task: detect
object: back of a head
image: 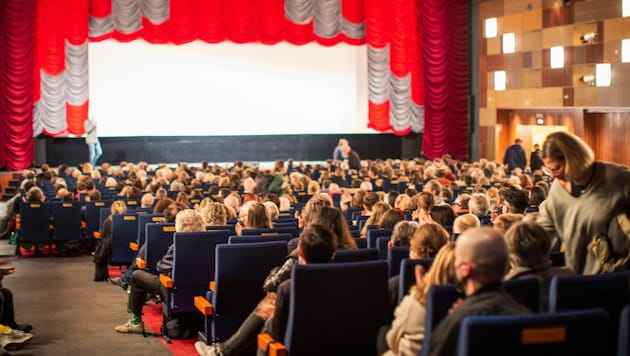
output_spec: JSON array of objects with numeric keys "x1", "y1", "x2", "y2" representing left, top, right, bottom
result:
[
  {"x1": 299, "y1": 224, "x2": 337, "y2": 264},
  {"x1": 201, "y1": 202, "x2": 227, "y2": 226},
  {"x1": 391, "y1": 220, "x2": 419, "y2": 246},
  {"x1": 453, "y1": 213, "x2": 481, "y2": 234},
  {"x1": 175, "y1": 209, "x2": 205, "y2": 233},
  {"x1": 505, "y1": 221, "x2": 551, "y2": 268},
  {"x1": 302, "y1": 195, "x2": 332, "y2": 226},
  {"x1": 110, "y1": 200, "x2": 127, "y2": 215},
  {"x1": 468, "y1": 193, "x2": 490, "y2": 217},
  {"x1": 310, "y1": 206, "x2": 354, "y2": 249},
  {"x1": 379, "y1": 209, "x2": 403, "y2": 229},
  {"x1": 263, "y1": 201, "x2": 280, "y2": 220},
  {"x1": 457, "y1": 227, "x2": 509, "y2": 283},
  {"x1": 410, "y1": 223, "x2": 449, "y2": 259},
  {"x1": 429, "y1": 205, "x2": 456, "y2": 226},
  {"x1": 492, "y1": 213, "x2": 524, "y2": 235},
  {"x1": 247, "y1": 202, "x2": 272, "y2": 228},
  {"x1": 500, "y1": 185, "x2": 529, "y2": 214}
]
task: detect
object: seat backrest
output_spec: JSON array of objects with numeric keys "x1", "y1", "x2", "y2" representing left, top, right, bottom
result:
[
  {"x1": 387, "y1": 245, "x2": 410, "y2": 277},
  {"x1": 457, "y1": 309, "x2": 611, "y2": 356},
  {"x1": 504, "y1": 278, "x2": 541, "y2": 313},
  {"x1": 110, "y1": 213, "x2": 139, "y2": 265},
  {"x1": 212, "y1": 241, "x2": 287, "y2": 341},
  {"x1": 398, "y1": 258, "x2": 433, "y2": 304},
  {"x1": 228, "y1": 233, "x2": 292, "y2": 244},
  {"x1": 19, "y1": 202, "x2": 51, "y2": 242},
  {"x1": 425, "y1": 284, "x2": 461, "y2": 343},
  {"x1": 284, "y1": 261, "x2": 389, "y2": 355},
  {"x1": 137, "y1": 213, "x2": 164, "y2": 246},
  {"x1": 99, "y1": 209, "x2": 110, "y2": 231},
  {"x1": 352, "y1": 237, "x2": 367, "y2": 249},
  {"x1": 550, "y1": 251, "x2": 565, "y2": 267},
  {"x1": 85, "y1": 200, "x2": 111, "y2": 238},
  {"x1": 206, "y1": 224, "x2": 236, "y2": 235},
  {"x1": 367, "y1": 229, "x2": 393, "y2": 249},
  {"x1": 376, "y1": 236, "x2": 392, "y2": 260},
  {"x1": 169, "y1": 230, "x2": 232, "y2": 313},
  {"x1": 51, "y1": 201, "x2": 82, "y2": 241},
  {"x1": 618, "y1": 305, "x2": 630, "y2": 356},
  {"x1": 333, "y1": 248, "x2": 379, "y2": 263},
  {"x1": 240, "y1": 228, "x2": 286, "y2": 236},
  {"x1": 144, "y1": 223, "x2": 175, "y2": 275},
  {"x1": 549, "y1": 271, "x2": 630, "y2": 346}
]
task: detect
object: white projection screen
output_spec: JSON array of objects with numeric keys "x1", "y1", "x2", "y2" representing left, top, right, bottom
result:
[{"x1": 88, "y1": 40, "x2": 372, "y2": 137}]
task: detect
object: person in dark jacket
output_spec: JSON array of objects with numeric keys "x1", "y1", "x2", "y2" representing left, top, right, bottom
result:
[
  {"x1": 114, "y1": 209, "x2": 205, "y2": 334},
  {"x1": 530, "y1": 143, "x2": 543, "y2": 172},
  {"x1": 503, "y1": 138, "x2": 527, "y2": 174}
]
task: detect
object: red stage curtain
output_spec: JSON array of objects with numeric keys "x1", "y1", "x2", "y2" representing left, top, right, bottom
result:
[
  {"x1": 421, "y1": 0, "x2": 468, "y2": 160},
  {"x1": 0, "y1": 0, "x2": 35, "y2": 171}
]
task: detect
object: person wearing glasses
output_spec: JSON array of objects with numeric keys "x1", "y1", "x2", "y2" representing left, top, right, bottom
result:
[{"x1": 536, "y1": 131, "x2": 630, "y2": 274}]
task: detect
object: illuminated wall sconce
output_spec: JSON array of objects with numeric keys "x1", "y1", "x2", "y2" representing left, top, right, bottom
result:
[
  {"x1": 485, "y1": 18, "x2": 497, "y2": 38},
  {"x1": 624, "y1": 0, "x2": 630, "y2": 17},
  {"x1": 503, "y1": 33, "x2": 516, "y2": 53},
  {"x1": 580, "y1": 32, "x2": 597, "y2": 44},
  {"x1": 535, "y1": 113, "x2": 545, "y2": 125},
  {"x1": 622, "y1": 39, "x2": 630, "y2": 63},
  {"x1": 579, "y1": 74, "x2": 596, "y2": 86},
  {"x1": 494, "y1": 71, "x2": 506, "y2": 91},
  {"x1": 596, "y1": 63, "x2": 612, "y2": 86},
  {"x1": 550, "y1": 46, "x2": 564, "y2": 68}
]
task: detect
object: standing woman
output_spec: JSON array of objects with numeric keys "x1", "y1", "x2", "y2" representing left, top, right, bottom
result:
[
  {"x1": 536, "y1": 131, "x2": 630, "y2": 274},
  {"x1": 268, "y1": 160, "x2": 288, "y2": 196}
]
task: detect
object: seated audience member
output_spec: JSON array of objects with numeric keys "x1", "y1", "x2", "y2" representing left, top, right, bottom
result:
[
  {"x1": 451, "y1": 213, "x2": 480, "y2": 241},
  {"x1": 504, "y1": 222, "x2": 573, "y2": 311},
  {"x1": 389, "y1": 223, "x2": 449, "y2": 306},
  {"x1": 390, "y1": 221, "x2": 419, "y2": 247},
  {"x1": 140, "y1": 193, "x2": 154, "y2": 209},
  {"x1": 200, "y1": 202, "x2": 228, "y2": 227},
  {"x1": 468, "y1": 193, "x2": 490, "y2": 221},
  {"x1": 263, "y1": 201, "x2": 280, "y2": 221},
  {"x1": 379, "y1": 243, "x2": 456, "y2": 356},
  {"x1": 428, "y1": 205, "x2": 456, "y2": 228},
  {"x1": 235, "y1": 202, "x2": 273, "y2": 235},
  {"x1": 427, "y1": 227, "x2": 530, "y2": 356},
  {"x1": 115, "y1": 209, "x2": 205, "y2": 334},
  {"x1": 498, "y1": 184, "x2": 529, "y2": 215},
  {"x1": 412, "y1": 192, "x2": 435, "y2": 224},
  {"x1": 93, "y1": 200, "x2": 127, "y2": 281},
  {"x1": 309, "y1": 207, "x2": 357, "y2": 250},
  {"x1": 361, "y1": 201, "x2": 390, "y2": 237},
  {"x1": 194, "y1": 224, "x2": 337, "y2": 356},
  {"x1": 0, "y1": 259, "x2": 32, "y2": 334},
  {"x1": 379, "y1": 209, "x2": 404, "y2": 230},
  {"x1": 492, "y1": 213, "x2": 524, "y2": 235}
]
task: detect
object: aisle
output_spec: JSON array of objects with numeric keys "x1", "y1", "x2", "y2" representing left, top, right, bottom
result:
[{"x1": 2, "y1": 249, "x2": 173, "y2": 356}]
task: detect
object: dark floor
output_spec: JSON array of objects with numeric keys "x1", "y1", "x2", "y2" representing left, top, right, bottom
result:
[{"x1": 0, "y1": 241, "x2": 172, "y2": 356}]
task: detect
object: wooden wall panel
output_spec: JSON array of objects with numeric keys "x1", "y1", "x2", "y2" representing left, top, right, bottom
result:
[
  {"x1": 603, "y1": 40, "x2": 622, "y2": 64},
  {"x1": 584, "y1": 112, "x2": 630, "y2": 167},
  {"x1": 522, "y1": 10, "x2": 543, "y2": 32},
  {"x1": 603, "y1": 18, "x2": 623, "y2": 42},
  {"x1": 478, "y1": 125, "x2": 496, "y2": 161},
  {"x1": 573, "y1": 86, "x2": 599, "y2": 106},
  {"x1": 612, "y1": 65, "x2": 630, "y2": 86},
  {"x1": 522, "y1": 69, "x2": 542, "y2": 88},
  {"x1": 505, "y1": 0, "x2": 542, "y2": 14},
  {"x1": 542, "y1": 67, "x2": 572, "y2": 87},
  {"x1": 543, "y1": 6, "x2": 573, "y2": 28},
  {"x1": 574, "y1": 0, "x2": 621, "y2": 23},
  {"x1": 487, "y1": 37, "x2": 501, "y2": 55},
  {"x1": 498, "y1": 14, "x2": 524, "y2": 34},
  {"x1": 479, "y1": 108, "x2": 497, "y2": 126},
  {"x1": 480, "y1": 0, "x2": 504, "y2": 19},
  {"x1": 573, "y1": 21, "x2": 599, "y2": 46},
  {"x1": 494, "y1": 87, "x2": 564, "y2": 107},
  {"x1": 521, "y1": 30, "x2": 542, "y2": 53},
  {"x1": 624, "y1": 18, "x2": 630, "y2": 36},
  {"x1": 542, "y1": 25, "x2": 574, "y2": 48},
  {"x1": 487, "y1": 54, "x2": 505, "y2": 71}
]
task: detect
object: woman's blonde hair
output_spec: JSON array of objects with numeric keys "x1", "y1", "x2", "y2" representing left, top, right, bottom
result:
[
  {"x1": 542, "y1": 131, "x2": 594, "y2": 182},
  {"x1": 410, "y1": 222, "x2": 449, "y2": 259},
  {"x1": 175, "y1": 209, "x2": 205, "y2": 232},
  {"x1": 201, "y1": 202, "x2": 227, "y2": 226},
  {"x1": 110, "y1": 200, "x2": 127, "y2": 215},
  {"x1": 412, "y1": 242, "x2": 456, "y2": 305},
  {"x1": 493, "y1": 213, "x2": 524, "y2": 235}
]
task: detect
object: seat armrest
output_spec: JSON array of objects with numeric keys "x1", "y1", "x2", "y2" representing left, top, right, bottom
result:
[
  {"x1": 129, "y1": 242, "x2": 138, "y2": 251},
  {"x1": 159, "y1": 274, "x2": 173, "y2": 288},
  {"x1": 93, "y1": 231, "x2": 101, "y2": 239},
  {"x1": 136, "y1": 258, "x2": 146, "y2": 269},
  {"x1": 257, "y1": 334, "x2": 287, "y2": 356},
  {"x1": 194, "y1": 296, "x2": 213, "y2": 315},
  {"x1": 209, "y1": 281, "x2": 215, "y2": 291}
]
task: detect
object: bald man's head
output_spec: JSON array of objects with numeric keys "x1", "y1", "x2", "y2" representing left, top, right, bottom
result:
[{"x1": 455, "y1": 227, "x2": 509, "y2": 287}]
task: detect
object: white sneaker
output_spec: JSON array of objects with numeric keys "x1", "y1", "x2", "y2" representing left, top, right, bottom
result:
[
  {"x1": 0, "y1": 328, "x2": 34, "y2": 351},
  {"x1": 194, "y1": 341, "x2": 222, "y2": 356}
]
